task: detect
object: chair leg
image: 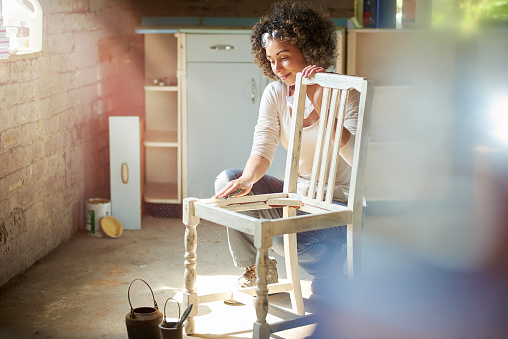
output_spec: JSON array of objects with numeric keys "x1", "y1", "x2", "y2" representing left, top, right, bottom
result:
[
  {"x1": 283, "y1": 206, "x2": 304, "y2": 315},
  {"x1": 253, "y1": 247, "x2": 271, "y2": 339},
  {"x1": 346, "y1": 218, "x2": 362, "y2": 279},
  {"x1": 283, "y1": 233, "x2": 305, "y2": 315},
  {"x1": 183, "y1": 198, "x2": 200, "y2": 335}
]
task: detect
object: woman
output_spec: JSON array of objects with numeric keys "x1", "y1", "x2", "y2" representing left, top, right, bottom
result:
[{"x1": 213, "y1": 0, "x2": 361, "y2": 298}]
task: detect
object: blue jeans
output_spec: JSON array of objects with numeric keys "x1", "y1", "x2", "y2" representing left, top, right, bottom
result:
[{"x1": 214, "y1": 168, "x2": 363, "y2": 280}]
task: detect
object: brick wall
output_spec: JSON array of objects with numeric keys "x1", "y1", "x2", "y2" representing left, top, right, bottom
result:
[
  {"x1": 0, "y1": 0, "x2": 354, "y2": 287},
  {"x1": 0, "y1": 0, "x2": 144, "y2": 287}
]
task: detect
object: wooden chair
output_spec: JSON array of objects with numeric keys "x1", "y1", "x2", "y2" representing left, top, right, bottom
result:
[{"x1": 182, "y1": 72, "x2": 374, "y2": 338}]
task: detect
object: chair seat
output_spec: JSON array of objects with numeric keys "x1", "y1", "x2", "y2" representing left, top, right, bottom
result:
[{"x1": 193, "y1": 193, "x2": 353, "y2": 236}]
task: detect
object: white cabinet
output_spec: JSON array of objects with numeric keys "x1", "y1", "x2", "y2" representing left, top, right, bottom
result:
[
  {"x1": 183, "y1": 32, "x2": 286, "y2": 198},
  {"x1": 134, "y1": 27, "x2": 346, "y2": 203},
  {"x1": 347, "y1": 29, "x2": 454, "y2": 202},
  {"x1": 109, "y1": 116, "x2": 141, "y2": 229}
]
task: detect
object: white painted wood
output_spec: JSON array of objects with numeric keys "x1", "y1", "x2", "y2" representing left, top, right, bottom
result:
[
  {"x1": 144, "y1": 85, "x2": 178, "y2": 92},
  {"x1": 325, "y1": 90, "x2": 347, "y2": 203},
  {"x1": 347, "y1": 80, "x2": 375, "y2": 278},
  {"x1": 186, "y1": 61, "x2": 266, "y2": 198},
  {"x1": 143, "y1": 130, "x2": 178, "y2": 147},
  {"x1": 316, "y1": 88, "x2": 339, "y2": 200},
  {"x1": 193, "y1": 202, "x2": 259, "y2": 234},
  {"x1": 144, "y1": 147, "x2": 178, "y2": 200},
  {"x1": 109, "y1": 116, "x2": 141, "y2": 230},
  {"x1": 183, "y1": 72, "x2": 374, "y2": 338},
  {"x1": 213, "y1": 192, "x2": 288, "y2": 207},
  {"x1": 177, "y1": 33, "x2": 187, "y2": 200},
  {"x1": 308, "y1": 87, "x2": 331, "y2": 198},
  {"x1": 182, "y1": 198, "x2": 199, "y2": 335},
  {"x1": 283, "y1": 73, "x2": 306, "y2": 194},
  {"x1": 254, "y1": 247, "x2": 270, "y2": 338},
  {"x1": 142, "y1": 33, "x2": 182, "y2": 204},
  {"x1": 302, "y1": 72, "x2": 365, "y2": 91},
  {"x1": 186, "y1": 34, "x2": 256, "y2": 62},
  {"x1": 271, "y1": 211, "x2": 353, "y2": 236},
  {"x1": 144, "y1": 182, "x2": 178, "y2": 204},
  {"x1": 283, "y1": 207, "x2": 304, "y2": 316}
]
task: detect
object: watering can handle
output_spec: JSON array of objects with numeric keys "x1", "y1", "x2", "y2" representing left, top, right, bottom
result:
[
  {"x1": 163, "y1": 297, "x2": 181, "y2": 323},
  {"x1": 127, "y1": 279, "x2": 159, "y2": 316}
]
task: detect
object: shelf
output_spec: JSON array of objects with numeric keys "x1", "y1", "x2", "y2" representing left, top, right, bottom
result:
[
  {"x1": 144, "y1": 85, "x2": 178, "y2": 91},
  {"x1": 144, "y1": 182, "x2": 179, "y2": 203},
  {"x1": 144, "y1": 130, "x2": 178, "y2": 147}
]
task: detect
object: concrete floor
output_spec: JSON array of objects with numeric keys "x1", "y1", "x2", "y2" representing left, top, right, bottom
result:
[
  {"x1": 0, "y1": 211, "x2": 408, "y2": 339},
  {"x1": 0, "y1": 214, "x2": 324, "y2": 339}
]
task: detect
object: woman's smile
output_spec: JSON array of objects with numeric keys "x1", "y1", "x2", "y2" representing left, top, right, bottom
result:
[{"x1": 279, "y1": 72, "x2": 290, "y2": 80}]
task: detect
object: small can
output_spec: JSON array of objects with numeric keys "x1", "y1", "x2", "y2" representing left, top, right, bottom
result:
[{"x1": 85, "y1": 198, "x2": 111, "y2": 236}]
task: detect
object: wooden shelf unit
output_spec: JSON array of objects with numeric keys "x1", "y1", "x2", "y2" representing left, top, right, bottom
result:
[{"x1": 141, "y1": 33, "x2": 182, "y2": 204}]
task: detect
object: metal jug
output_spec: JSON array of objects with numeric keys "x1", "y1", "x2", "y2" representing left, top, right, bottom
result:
[
  {"x1": 159, "y1": 298, "x2": 183, "y2": 339},
  {"x1": 125, "y1": 279, "x2": 163, "y2": 339}
]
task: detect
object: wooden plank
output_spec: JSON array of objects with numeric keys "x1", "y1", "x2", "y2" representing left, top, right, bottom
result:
[
  {"x1": 213, "y1": 192, "x2": 288, "y2": 208},
  {"x1": 325, "y1": 89, "x2": 348, "y2": 203},
  {"x1": 283, "y1": 220, "x2": 304, "y2": 315},
  {"x1": 283, "y1": 73, "x2": 306, "y2": 194},
  {"x1": 178, "y1": 33, "x2": 188, "y2": 199},
  {"x1": 316, "y1": 88, "x2": 339, "y2": 200},
  {"x1": 297, "y1": 194, "x2": 352, "y2": 212},
  {"x1": 302, "y1": 72, "x2": 364, "y2": 92},
  {"x1": 266, "y1": 198, "x2": 303, "y2": 208},
  {"x1": 346, "y1": 80, "x2": 375, "y2": 279},
  {"x1": 308, "y1": 87, "x2": 331, "y2": 198},
  {"x1": 270, "y1": 211, "x2": 352, "y2": 236}
]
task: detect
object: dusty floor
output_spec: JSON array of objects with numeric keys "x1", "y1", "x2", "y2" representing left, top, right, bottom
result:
[{"x1": 0, "y1": 211, "x2": 403, "y2": 339}]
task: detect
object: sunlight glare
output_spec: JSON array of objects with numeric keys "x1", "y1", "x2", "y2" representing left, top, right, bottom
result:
[{"x1": 492, "y1": 96, "x2": 508, "y2": 143}]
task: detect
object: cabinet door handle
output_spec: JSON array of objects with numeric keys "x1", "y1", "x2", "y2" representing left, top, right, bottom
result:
[
  {"x1": 210, "y1": 45, "x2": 235, "y2": 50},
  {"x1": 251, "y1": 78, "x2": 255, "y2": 104},
  {"x1": 121, "y1": 163, "x2": 129, "y2": 184}
]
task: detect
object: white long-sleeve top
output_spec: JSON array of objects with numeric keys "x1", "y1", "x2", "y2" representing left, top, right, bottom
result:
[{"x1": 251, "y1": 80, "x2": 360, "y2": 202}]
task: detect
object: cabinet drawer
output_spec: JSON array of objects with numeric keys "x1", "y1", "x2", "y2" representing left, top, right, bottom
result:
[{"x1": 186, "y1": 34, "x2": 253, "y2": 63}]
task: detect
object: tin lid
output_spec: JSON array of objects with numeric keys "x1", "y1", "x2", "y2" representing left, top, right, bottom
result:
[{"x1": 101, "y1": 216, "x2": 123, "y2": 238}]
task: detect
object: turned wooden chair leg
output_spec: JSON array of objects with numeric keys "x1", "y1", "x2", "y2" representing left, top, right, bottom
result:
[
  {"x1": 253, "y1": 221, "x2": 273, "y2": 339},
  {"x1": 253, "y1": 247, "x2": 271, "y2": 339},
  {"x1": 183, "y1": 198, "x2": 200, "y2": 335}
]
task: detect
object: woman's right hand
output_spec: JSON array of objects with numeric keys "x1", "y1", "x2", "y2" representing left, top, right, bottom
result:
[
  {"x1": 212, "y1": 178, "x2": 253, "y2": 199},
  {"x1": 213, "y1": 155, "x2": 270, "y2": 199}
]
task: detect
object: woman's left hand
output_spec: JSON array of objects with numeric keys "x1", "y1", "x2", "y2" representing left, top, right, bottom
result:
[{"x1": 302, "y1": 65, "x2": 326, "y2": 78}]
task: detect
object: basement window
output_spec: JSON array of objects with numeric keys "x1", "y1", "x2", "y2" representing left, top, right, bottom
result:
[{"x1": 0, "y1": 0, "x2": 42, "y2": 59}]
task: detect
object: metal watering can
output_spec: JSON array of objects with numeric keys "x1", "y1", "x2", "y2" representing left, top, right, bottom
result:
[
  {"x1": 159, "y1": 297, "x2": 182, "y2": 339},
  {"x1": 159, "y1": 297, "x2": 193, "y2": 339},
  {"x1": 125, "y1": 279, "x2": 163, "y2": 339}
]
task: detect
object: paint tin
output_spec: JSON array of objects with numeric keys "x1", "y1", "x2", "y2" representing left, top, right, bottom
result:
[{"x1": 85, "y1": 198, "x2": 111, "y2": 236}]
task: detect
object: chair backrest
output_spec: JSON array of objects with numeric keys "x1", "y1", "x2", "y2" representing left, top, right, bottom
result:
[{"x1": 283, "y1": 72, "x2": 374, "y2": 211}]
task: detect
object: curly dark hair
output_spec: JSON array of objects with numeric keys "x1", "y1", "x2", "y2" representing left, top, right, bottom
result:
[{"x1": 251, "y1": 0, "x2": 337, "y2": 80}]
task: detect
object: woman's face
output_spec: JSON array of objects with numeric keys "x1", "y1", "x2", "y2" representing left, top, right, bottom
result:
[{"x1": 265, "y1": 40, "x2": 307, "y2": 86}]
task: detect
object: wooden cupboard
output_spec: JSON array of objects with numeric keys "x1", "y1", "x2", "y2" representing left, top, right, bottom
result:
[{"x1": 134, "y1": 24, "x2": 348, "y2": 205}]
